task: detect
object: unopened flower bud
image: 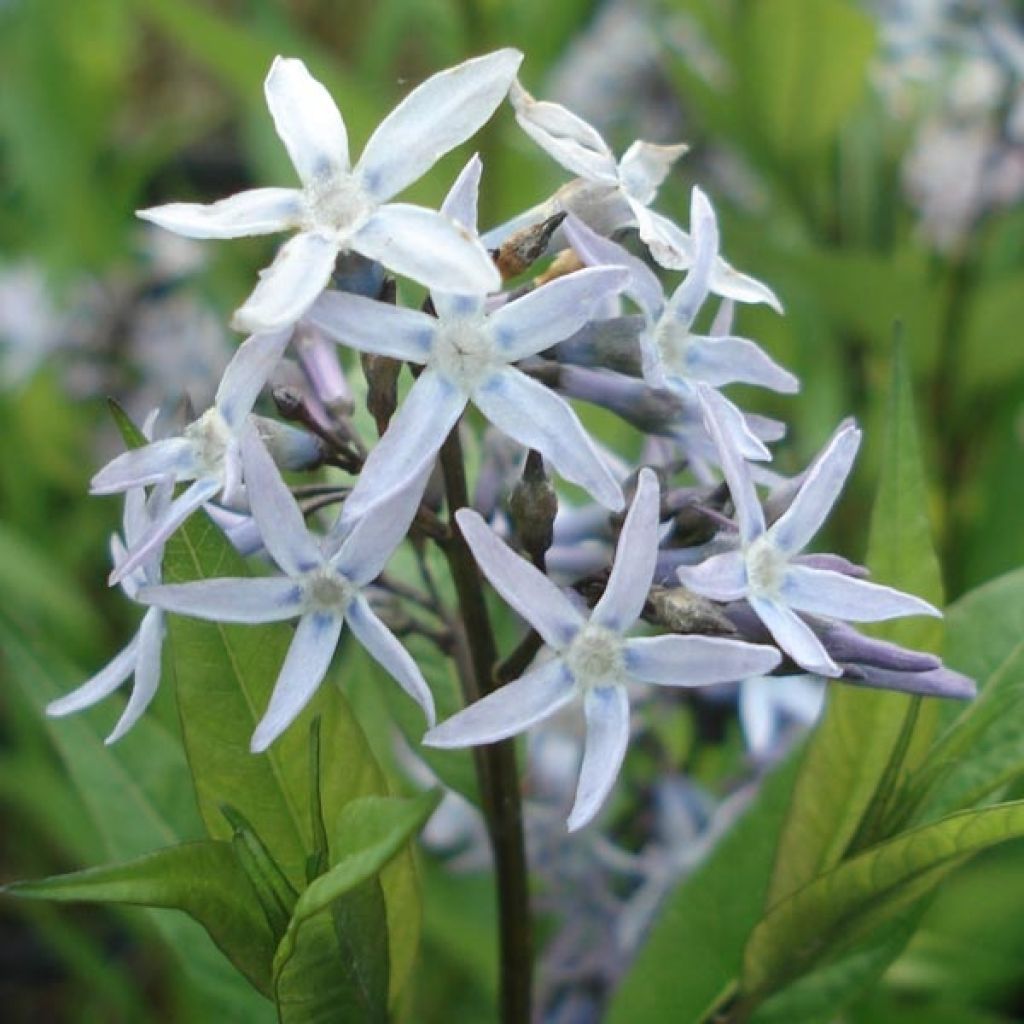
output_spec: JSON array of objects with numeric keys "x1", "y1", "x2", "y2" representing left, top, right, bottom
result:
[
  {"x1": 495, "y1": 212, "x2": 566, "y2": 280},
  {"x1": 648, "y1": 585, "x2": 735, "y2": 636},
  {"x1": 361, "y1": 352, "x2": 402, "y2": 437},
  {"x1": 509, "y1": 450, "x2": 558, "y2": 567}
]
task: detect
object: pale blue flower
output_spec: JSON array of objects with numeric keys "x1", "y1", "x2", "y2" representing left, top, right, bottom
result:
[
  {"x1": 139, "y1": 52, "x2": 522, "y2": 331},
  {"x1": 138, "y1": 428, "x2": 434, "y2": 752},
  {"x1": 739, "y1": 674, "x2": 825, "y2": 756},
  {"x1": 677, "y1": 388, "x2": 941, "y2": 677},
  {"x1": 425, "y1": 468, "x2": 781, "y2": 830}
]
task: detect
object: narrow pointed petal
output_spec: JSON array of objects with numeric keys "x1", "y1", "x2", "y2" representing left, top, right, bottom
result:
[
  {"x1": 110, "y1": 477, "x2": 221, "y2": 585},
  {"x1": 265, "y1": 56, "x2": 349, "y2": 186},
  {"x1": 739, "y1": 678, "x2": 776, "y2": 755},
  {"x1": 567, "y1": 684, "x2": 630, "y2": 831},
  {"x1": 489, "y1": 266, "x2": 630, "y2": 361},
  {"x1": 424, "y1": 658, "x2": 575, "y2": 748},
  {"x1": 563, "y1": 214, "x2": 664, "y2": 321},
  {"x1": 46, "y1": 636, "x2": 139, "y2": 717},
  {"x1": 509, "y1": 80, "x2": 619, "y2": 183},
  {"x1": 617, "y1": 140, "x2": 688, "y2": 205},
  {"x1": 474, "y1": 368, "x2": 624, "y2": 510},
  {"x1": 664, "y1": 187, "x2": 718, "y2": 330},
  {"x1": 750, "y1": 596, "x2": 840, "y2": 677},
  {"x1": 710, "y1": 298, "x2": 735, "y2": 337},
  {"x1": 624, "y1": 633, "x2": 781, "y2": 685},
  {"x1": 676, "y1": 550, "x2": 748, "y2": 600},
  {"x1": 137, "y1": 188, "x2": 304, "y2": 239},
  {"x1": 455, "y1": 508, "x2": 585, "y2": 648},
  {"x1": 240, "y1": 429, "x2": 322, "y2": 575},
  {"x1": 356, "y1": 49, "x2": 522, "y2": 201},
  {"x1": 441, "y1": 153, "x2": 482, "y2": 232},
  {"x1": 215, "y1": 327, "x2": 294, "y2": 428},
  {"x1": 684, "y1": 335, "x2": 799, "y2": 393},
  {"x1": 698, "y1": 387, "x2": 765, "y2": 542},
  {"x1": 251, "y1": 612, "x2": 343, "y2": 752},
  {"x1": 353, "y1": 203, "x2": 499, "y2": 295},
  {"x1": 306, "y1": 290, "x2": 435, "y2": 361},
  {"x1": 341, "y1": 369, "x2": 465, "y2": 523},
  {"x1": 768, "y1": 422, "x2": 862, "y2": 555},
  {"x1": 773, "y1": 675, "x2": 826, "y2": 722},
  {"x1": 90, "y1": 438, "x2": 197, "y2": 494},
  {"x1": 138, "y1": 576, "x2": 304, "y2": 623},
  {"x1": 782, "y1": 565, "x2": 941, "y2": 622},
  {"x1": 705, "y1": 389, "x2": 773, "y2": 463},
  {"x1": 346, "y1": 595, "x2": 435, "y2": 725},
  {"x1": 106, "y1": 608, "x2": 164, "y2": 744},
  {"x1": 231, "y1": 231, "x2": 338, "y2": 333},
  {"x1": 592, "y1": 468, "x2": 660, "y2": 630}
]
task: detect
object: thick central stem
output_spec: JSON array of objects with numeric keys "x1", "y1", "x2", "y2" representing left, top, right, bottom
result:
[{"x1": 438, "y1": 421, "x2": 533, "y2": 1024}]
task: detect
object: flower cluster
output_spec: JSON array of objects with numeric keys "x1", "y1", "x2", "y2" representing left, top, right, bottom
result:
[{"x1": 49, "y1": 49, "x2": 974, "y2": 831}]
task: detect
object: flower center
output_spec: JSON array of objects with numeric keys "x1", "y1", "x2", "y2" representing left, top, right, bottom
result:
[
  {"x1": 305, "y1": 174, "x2": 372, "y2": 241},
  {"x1": 184, "y1": 408, "x2": 233, "y2": 474},
  {"x1": 303, "y1": 566, "x2": 353, "y2": 613},
  {"x1": 429, "y1": 316, "x2": 495, "y2": 391},
  {"x1": 745, "y1": 536, "x2": 785, "y2": 597},
  {"x1": 565, "y1": 624, "x2": 625, "y2": 690},
  {"x1": 651, "y1": 317, "x2": 694, "y2": 382}
]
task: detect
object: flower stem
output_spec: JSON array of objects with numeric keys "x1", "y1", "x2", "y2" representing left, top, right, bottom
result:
[{"x1": 438, "y1": 421, "x2": 533, "y2": 1024}]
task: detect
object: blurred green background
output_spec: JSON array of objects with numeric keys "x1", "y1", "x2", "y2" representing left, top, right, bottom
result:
[{"x1": 0, "y1": 0, "x2": 1021, "y2": 1020}]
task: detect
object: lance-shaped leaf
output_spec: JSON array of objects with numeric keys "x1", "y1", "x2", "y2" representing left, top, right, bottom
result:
[{"x1": 6, "y1": 841, "x2": 276, "y2": 996}]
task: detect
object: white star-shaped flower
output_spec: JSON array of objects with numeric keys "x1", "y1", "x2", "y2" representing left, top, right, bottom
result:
[
  {"x1": 139, "y1": 51, "x2": 522, "y2": 332},
  {"x1": 424, "y1": 468, "x2": 781, "y2": 830}
]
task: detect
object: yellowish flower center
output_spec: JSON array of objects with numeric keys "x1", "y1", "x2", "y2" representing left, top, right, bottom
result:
[{"x1": 566, "y1": 624, "x2": 625, "y2": 690}]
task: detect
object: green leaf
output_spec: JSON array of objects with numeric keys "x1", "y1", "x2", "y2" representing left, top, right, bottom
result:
[
  {"x1": 606, "y1": 756, "x2": 799, "y2": 1023},
  {"x1": 7, "y1": 841, "x2": 276, "y2": 996},
  {"x1": 741, "y1": 801, "x2": 1024, "y2": 1001},
  {"x1": 944, "y1": 567, "x2": 1024, "y2": 686},
  {"x1": 766, "y1": 336, "x2": 943, "y2": 905}
]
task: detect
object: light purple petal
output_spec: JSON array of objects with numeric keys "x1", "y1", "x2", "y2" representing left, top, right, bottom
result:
[
  {"x1": 46, "y1": 635, "x2": 139, "y2": 717},
  {"x1": 231, "y1": 231, "x2": 338, "y2": 333},
  {"x1": 698, "y1": 387, "x2": 765, "y2": 542},
  {"x1": 356, "y1": 49, "x2": 522, "y2": 201},
  {"x1": 563, "y1": 214, "x2": 664, "y2": 321},
  {"x1": 454, "y1": 508, "x2": 585, "y2": 649},
  {"x1": 353, "y1": 203, "x2": 499, "y2": 295},
  {"x1": 711, "y1": 299, "x2": 735, "y2": 337},
  {"x1": 215, "y1": 327, "x2": 294, "y2": 428},
  {"x1": 137, "y1": 188, "x2": 303, "y2": 239},
  {"x1": 251, "y1": 611, "x2": 343, "y2": 752},
  {"x1": 441, "y1": 153, "x2": 482, "y2": 233},
  {"x1": 781, "y1": 565, "x2": 940, "y2": 623},
  {"x1": 768, "y1": 422, "x2": 862, "y2": 556},
  {"x1": 341, "y1": 369, "x2": 465, "y2": 523},
  {"x1": 107, "y1": 608, "x2": 164, "y2": 744},
  {"x1": 240, "y1": 428, "x2": 321, "y2": 575},
  {"x1": 750, "y1": 596, "x2": 840, "y2": 677},
  {"x1": 264, "y1": 56, "x2": 349, "y2": 186},
  {"x1": 617, "y1": 140, "x2": 688, "y2": 205},
  {"x1": 624, "y1": 633, "x2": 781, "y2": 685},
  {"x1": 345, "y1": 595, "x2": 435, "y2": 725},
  {"x1": 473, "y1": 368, "x2": 624, "y2": 511},
  {"x1": 676, "y1": 550, "x2": 748, "y2": 600},
  {"x1": 424, "y1": 657, "x2": 575, "y2": 748},
  {"x1": 305, "y1": 290, "x2": 435, "y2": 362},
  {"x1": 592, "y1": 468, "x2": 660, "y2": 630},
  {"x1": 664, "y1": 187, "x2": 718, "y2": 330},
  {"x1": 138, "y1": 576, "x2": 304, "y2": 623},
  {"x1": 488, "y1": 266, "x2": 630, "y2": 361},
  {"x1": 510, "y1": 80, "x2": 619, "y2": 184},
  {"x1": 90, "y1": 438, "x2": 197, "y2": 495},
  {"x1": 683, "y1": 335, "x2": 799, "y2": 393},
  {"x1": 739, "y1": 678, "x2": 776, "y2": 755},
  {"x1": 567, "y1": 684, "x2": 630, "y2": 831}
]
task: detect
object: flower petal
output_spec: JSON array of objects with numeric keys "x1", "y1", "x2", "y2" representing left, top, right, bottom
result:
[
  {"x1": 346, "y1": 595, "x2": 435, "y2": 725},
  {"x1": 215, "y1": 327, "x2": 294, "y2": 429},
  {"x1": 664, "y1": 187, "x2": 717, "y2": 330},
  {"x1": 424, "y1": 657, "x2": 575, "y2": 748},
  {"x1": 340, "y1": 369, "x2": 465, "y2": 523},
  {"x1": 138, "y1": 576, "x2": 304, "y2": 623},
  {"x1": 90, "y1": 438, "x2": 197, "y2": 495},
  {"x1": 251, "y1": 612, "x2": 343, "y2": 752},
  {"x1": 106, "y1": 608, "x2": 164, "y2": 744},
  {"x1": 306, "y1": 290, "x2": 435, "y2": 362},
  {"x1": 624, "y1": 633, "x2": 781, "y2": 685},
  {"x1": 441, "y1": 153, "x2": 482, "y2": 233},
  {"x1": 567, "y1": 684, "x2": 630, "y2": 831},
  {"x1": 768, "y1": 422, "x2": 862, "y2": 556},
  {"x1": 137, "y1": 188, "x2": 304, "y2": 239},
  {"x1": 509, "y1": 80, "x2": 619, "y2": 183},
  {"x1": 488, "y1": 266, "x2": 630, "y2": 361},
  {"x1": 240, "y1": 428, "x2": 322, "y2": 575},
  {"x1": 683, "y1": 334, "x2": 799, "y2": 393},
  {"x1": 781, "y1": 565, "x2": 941, "y2": 623},
  {"x1": 749, "y1": 596, "x2": 840, "y2": 677},
  {"x1": 617, "y1": 140, "x2": 688, "y2": 205},
  {"x1": 739, "y1": 678, "x2": 776, "y2": 755},
  {"x1": 232, "y1": 231, "x2": 339, "y2": 333},
  {"x1": 353, "y1": 203, "x2": 499, "y2": 295},
  {"x1": 46, "y1": 634, "x2": 139, "y2": 718},
  {"x1": 454, "y1": 508, "x2": 585, "y2": 649},
  {"x1": 356, "y1": 49, "x2": 522, "y2": 201},
  {"x1": 592, "y1": 468, "x2": 660, "y2": 630},
  {"x1": 473, "y1": 368, "x2": 624, "y2": 510},
  {"x1": 676, "y1": 550, "x2": 748, "y2": 600},
  {"x1": 264, "y1": 56, "x2": 349, "y2": 186}
]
